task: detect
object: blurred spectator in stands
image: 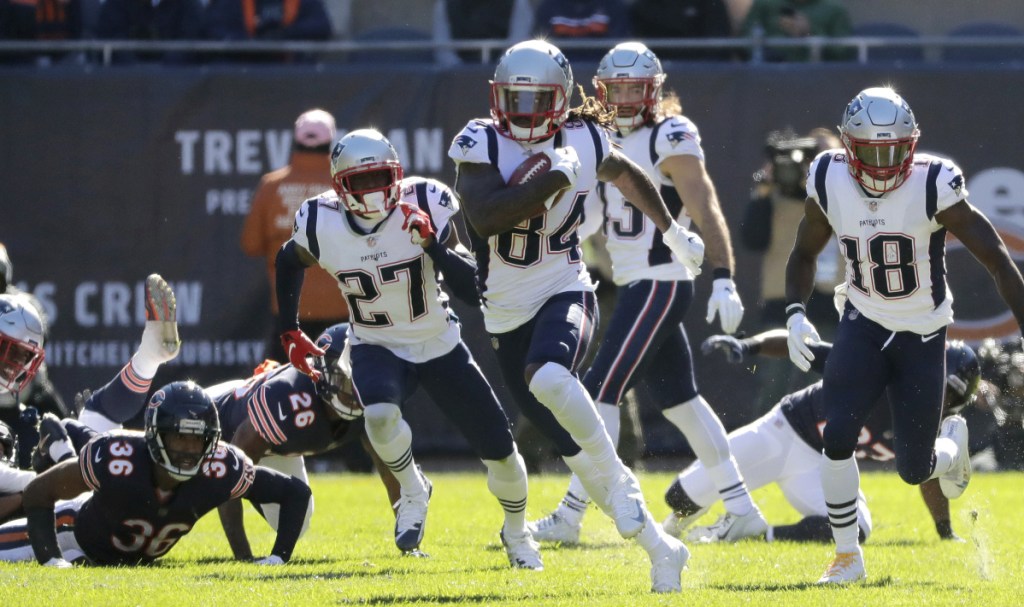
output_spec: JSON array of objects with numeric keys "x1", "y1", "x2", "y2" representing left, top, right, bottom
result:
[
  {"x1": 0, "y1": 242, "x2": 69, "y2": 468},
  {"x1": 240, "y1": 109, "x2": 348, "y2": 365},
  {"x1": 739, "y1": 127, "x2": 842, "y2": 415},
  {"x1": 532, "y1": 0, "x2": 629, "y2": 63},
  {"x1": 0, "y1": 0, "x2": 82, "y2": 65},
  {"x1": 95, "y1": 0, "x2": 204, "y2": 63},
  {"x1": 741, "y1": 0, "x2": 853, "y2": 62},
  {"x1": 629, "y1": 0, "x2": 735, "y2": 61},
  {"x1": 204, "y1": 0, "x2": 332, "y2": 63},
  {"x1": 432, "y1": 0, "x2": 532, "y2": 65}
]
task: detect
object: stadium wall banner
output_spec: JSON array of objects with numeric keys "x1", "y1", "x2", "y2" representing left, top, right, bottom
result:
[{"x1": 3, "y1": 64, "x2": 1021, "y2": 458}]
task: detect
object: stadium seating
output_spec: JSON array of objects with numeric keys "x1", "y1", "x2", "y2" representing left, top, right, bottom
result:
[
  {"x1": 350, "y1": 27, "x2": 435, "y2": 64},
  {"x1": 943, "y1": 22, "x2": 1024, "y2": 63},
  {"x1": 851, "y1": 22, "x2": 924, "y2": 62}
]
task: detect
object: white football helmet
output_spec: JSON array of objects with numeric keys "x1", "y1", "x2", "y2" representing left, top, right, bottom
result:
[
  {"x1": 490, "y1": 40, "x2": 574, "y2": 143},
  {"x1": 330, "y1": 129, "x2": 404, "y2": 219},
  {"x1": 0, "y1": 294, "x2": 45, "y2": 394},
  {"x1": 839, "y1": 87, "x2": 920, "y2": 194},
  {"x1": 594, "y1": 42, "x2": 665, "y2": 135}
]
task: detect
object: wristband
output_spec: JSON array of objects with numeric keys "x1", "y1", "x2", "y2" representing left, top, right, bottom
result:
[
  {"x1": 712, "y1": 268, "x2": 732, "y2": 280},
  {"x1": 785, "y1": 302, "x2": 806, "y2": 318}
]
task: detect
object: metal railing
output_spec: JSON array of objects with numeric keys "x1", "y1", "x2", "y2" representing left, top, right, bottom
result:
[{"x1": 0, "y1": 35, "x2": 1022, "y2": 66}]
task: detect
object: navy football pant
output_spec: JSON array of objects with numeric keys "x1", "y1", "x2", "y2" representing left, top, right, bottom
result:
[
  {"x1": 492, "y1": 290, "x2": 598, "y2": 457},
  {"x1": 821, "y1": 304, "x2": 946, "y2": 484},
  {"x1": 350, "y1": 340, "x2": 515, "y2": 461},
  {"x1": 583, "y1": 279, "x2": 699, "y2": 409}
]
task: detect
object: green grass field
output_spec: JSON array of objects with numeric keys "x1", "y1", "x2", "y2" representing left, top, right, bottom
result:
[{"x1": 0, "y1": 470, "x2": 1020, "y2": 606}]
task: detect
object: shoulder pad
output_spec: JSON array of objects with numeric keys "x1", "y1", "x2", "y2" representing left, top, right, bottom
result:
[{"x1": 448, "y1": 120, "x2": 494, "y2": 165}]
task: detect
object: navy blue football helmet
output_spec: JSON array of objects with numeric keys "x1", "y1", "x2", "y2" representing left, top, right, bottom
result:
[
  {"x1": 144, "y1": 381, "x2": 221, "y2": 480},
  {"x1": 313, "y1": 323, "x2": 362, "y2": 420},
  {"x1": 945, "y1": 341, "x2": 981, "y2": 416},
  {"x1": 977, "y1": 337, "x2": 1024, "y2": 422}
]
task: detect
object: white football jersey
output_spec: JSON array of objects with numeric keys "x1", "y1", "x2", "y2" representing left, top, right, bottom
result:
[
  {"x1": 448, "y1": 118, "x2": 605, "y2": 333},
  {"x1": 591, "y1": 115, "x2": 702, "y2": 285},
  {"x1": 290, "y1": 177, "x2": 461, "y2": 362},
  {"x1": 807, "y1": 151, "x2": 968, "y2": 334}
]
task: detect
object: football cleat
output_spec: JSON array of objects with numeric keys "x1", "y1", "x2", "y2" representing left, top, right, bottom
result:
[
  {"x1": 394, "y1": 475, "x2": 432, "y2": 553},
  {"x1": 607, "y1": 471, "x2": 647, "y2": 539},
  {"x1": 939, "y1": 415, "x2": 971, "y2": 499},
  {"x1": 816, "y1": 547, "x2": 866, "y2": 584},
  {"x1": 31, "y1": 413, "x2": 73, "y2": 473},
  {"x1": 650, "y1": 535, "x2": 689, "y2": 593},
  {"x1": 143, "y1": 273, "x2": 180, "y2": 361},
  {"x1": 660, "y1": 506, "x2": 709, "y2": 539},
  {"x1": 500, "y1": 528, "x2": 544, "y2": 570},
  {"x1": 527, "y1": 511, "x2": 581, "y2": 544},
  {"x1": 685, "y1": 508, "x2": 768, "y2": 543}
]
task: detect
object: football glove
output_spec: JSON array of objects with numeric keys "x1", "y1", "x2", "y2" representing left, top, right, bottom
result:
[
  {"x1": 542, "y1": 146, "x2": 581, "y2": 191},
  {"x1": 280, "y1": 329, "x2": 325, "y2": 380},
  {"x1": 31, "y1": 413, "x2": 73, "y2": 474},
  {"x1": 786, "y1": 312, "x2": 820, "y2": 372},
  {"x1": 706, "y1": 278, "x2": 743, "y2": 334},
  {"x1": 700, "y1": 334, "x2": 748, "y2": 364},
  {"x1": 662, "y1": 221, "x2": 704, "y2": 275},
  {"x1": 255, "y1": 554, "x2": 286, "y2": 566},
  {"x1": 399, "y1": 203, "x2": 435, "y2": 246}
]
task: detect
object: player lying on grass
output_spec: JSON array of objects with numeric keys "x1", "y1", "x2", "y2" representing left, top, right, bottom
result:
[
  {"x1": 0, "y1": 380, "x2": 311, "y2": 567},
  {"x1": 661, "y1": 329, "x2": 980, "y2": 544}
]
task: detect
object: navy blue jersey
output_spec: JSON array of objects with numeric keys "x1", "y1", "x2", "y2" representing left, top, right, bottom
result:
[
  {"x1": 215, "y1": 365, "x2": 354, "y2": 456},
  {"x1": 780, "y1": 344, "x2": 897, "y2": 463},
  {"x1": 75, "y1": 432, "x2": 254, "y2": 565}
]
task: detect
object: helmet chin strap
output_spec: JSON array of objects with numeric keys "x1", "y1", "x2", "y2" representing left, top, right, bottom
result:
[{"x1": 509, "y1": 118, "x2": 552, "y2": 142}]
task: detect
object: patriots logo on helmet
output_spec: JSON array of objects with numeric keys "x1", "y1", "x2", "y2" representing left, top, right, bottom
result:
[
  {"x1": 665, "y1": 131, "x2": 691, "y2": 148},
  {"x1": 331, "y1": 142, "x2": 345, "y2": 161},
  {"x1": 948, "y1": 174, "x2": 965, "y2": 197},
  {"x1": 847, "y1": 97, "x2": 863, "y2": 117},
  {"x1": 454, "y1": 135, "x2": 477, "y2": 156},
  {"x1": 0, "y1": 299, "x2": 14, "y2": 316}
]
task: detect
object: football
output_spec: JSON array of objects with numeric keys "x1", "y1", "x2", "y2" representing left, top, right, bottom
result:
[{"x1": 507, "y1": 152, "x2": 552, "y2": 186}]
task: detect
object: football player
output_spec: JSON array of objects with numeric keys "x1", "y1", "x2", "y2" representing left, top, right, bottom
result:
[
  {"x1": 210, "y1": 323, "x2": 402, "y2": 560},
  {"x1": 529, "y1": 41, "x2": 767, "y2": 547},
  {"x1": 275, "y1": 129, "x2": 539, "y2": 568},
  {"x1": 666, "y1": 331, "x2": 980, "y2": 544},
  {"x1": 0, "y1": 381, "x2": 311, "y2": 567},
  {"x1": 446, "y1": 39, "x2": 704, "y2": 592},
  {"x1": 786, "y1": 86, "x2": 1024, "y2": 583}
]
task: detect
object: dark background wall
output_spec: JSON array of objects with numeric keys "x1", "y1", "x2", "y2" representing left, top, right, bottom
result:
[{"x1": 4, "y1": 63, "x2": 1024, "y2": 455}]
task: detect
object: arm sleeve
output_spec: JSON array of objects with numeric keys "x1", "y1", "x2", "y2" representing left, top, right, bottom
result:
[
  {"x1": 243, "y1": 466, "x2": 312, "y2": 562},
  {"x1": 425, "y1": 240, "x2": 479, "y2": 306},
  {"x1": 27, "y1": 506, "x2": 62, "y2": 564},
  {"x1": 275, "y1": 240, "x2": 309, "y2": 333}
]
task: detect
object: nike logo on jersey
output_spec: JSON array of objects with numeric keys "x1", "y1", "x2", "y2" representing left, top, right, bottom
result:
[
  {"x1": 921, "y1": 333, "x2": 940, "y2": 343},
  {"x1": 93, "y1": 449, "x2": 103, "y2": 464},
  {"x1": 277, "y1": 403, "x2": 288, "y2": 422}
]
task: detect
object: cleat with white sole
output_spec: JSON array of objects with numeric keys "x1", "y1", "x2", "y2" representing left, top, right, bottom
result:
[
  {"x1": 500, "y1": 529, "x2": 544, "y2": 570},
  {"x1": 938, "y1": 415, "x2": 971, "y2": 499},
  {"x1": 607, "y1": 471, "x2": 647, "y2": 539},
  {"x1": 394, "y1": 475, "x2": 432, "y2": 553},
  {"x1": 685, "y1": 508, "x2": 768, "y2": 543},
  {"x1": 816, "y1": 546, "x2": 866, "y2": 585},
  {"x1": 661, "y1": 507, "x2": 709, "y2": 539},
  {"x1": 527, "y1": 512, "x2": 580, "y2": 544},
  {"x1": 143, "y1": 273, "x2": 180, "y2": 360},
  {"x1": 650, "y1": 536, "x2": 689, "y2": 593}
]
